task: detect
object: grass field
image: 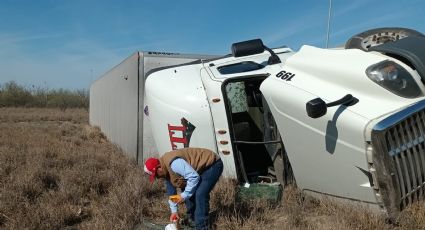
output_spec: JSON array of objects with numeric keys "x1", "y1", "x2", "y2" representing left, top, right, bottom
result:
[{"x1": 1, "y1": 108, "x2": 425, "y2": 229}]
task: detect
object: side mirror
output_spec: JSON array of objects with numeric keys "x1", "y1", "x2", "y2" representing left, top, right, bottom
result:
[
  {"x1": 231, "y1": 39, "x2": 265, "y2": 57},
  {"x1": 306, "y1": 94, "x2": 356, "y2": 118},
  {"x1": 231, "y1": 39, "x2": 282, "y2": 64},
  {"x1": 306, "y1": 98, "x2": 327, "y2": 118}
]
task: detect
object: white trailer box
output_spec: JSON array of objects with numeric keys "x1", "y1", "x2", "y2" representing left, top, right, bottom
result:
[{"x1": 89, "y1": 52, "x2": 218, "y2": 163}]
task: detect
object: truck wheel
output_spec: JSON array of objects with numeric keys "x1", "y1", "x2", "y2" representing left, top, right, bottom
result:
[
  {"x1": 273, "y1": 144, "x2": 296, "y2": 188},
  {"x1": 345, "y1": 27, "x2": 425, "y2": 51}
]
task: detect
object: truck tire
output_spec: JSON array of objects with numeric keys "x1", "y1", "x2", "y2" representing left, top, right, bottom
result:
[{"x1": 345, "y1": 27, "x2": 425, "y2": 51}]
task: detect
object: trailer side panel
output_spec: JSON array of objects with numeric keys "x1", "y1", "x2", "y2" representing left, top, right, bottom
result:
[{"x1": 90, "y1": 53, "x2": 139, "y2": 159}]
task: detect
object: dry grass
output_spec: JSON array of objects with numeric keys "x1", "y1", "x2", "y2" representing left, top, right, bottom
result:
[
  {"x1": 0, "y1": 108, "x2": 149, "y2": 229},
  {"x1": 0, "y1": 107, "x2": 87, "y2": 123},
  {"x1": 1, "y1": 108, "x2": 425, "y2": 229}
]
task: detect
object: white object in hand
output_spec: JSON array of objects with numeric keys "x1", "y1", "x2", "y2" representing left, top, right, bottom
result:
[{"x1": 165, "y1": 223, "x2": 177, "y2": 230}]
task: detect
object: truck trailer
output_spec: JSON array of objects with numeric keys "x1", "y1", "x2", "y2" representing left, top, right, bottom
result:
[{"x1": 90, "y1": 27, "x2": 425, "y2": 217}]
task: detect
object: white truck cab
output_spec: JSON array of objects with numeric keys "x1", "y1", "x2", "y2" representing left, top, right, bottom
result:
[{"x1": 92, "y1": 27, "x2": 425, "y2": 217}]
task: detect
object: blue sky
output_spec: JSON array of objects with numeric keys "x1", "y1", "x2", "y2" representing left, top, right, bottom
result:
[{"x1": 0, "y1": 0, "x2": 424, "y2": 89}]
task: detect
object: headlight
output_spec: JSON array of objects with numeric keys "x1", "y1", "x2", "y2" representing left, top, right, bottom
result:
[{"x1": 366, "y1": 60, "x2": 422, "y2": 98}]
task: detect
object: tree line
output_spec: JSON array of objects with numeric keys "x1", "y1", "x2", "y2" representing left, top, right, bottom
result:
[{"x1": 0, "y1": 81, "x2": 89, "y2": 109}]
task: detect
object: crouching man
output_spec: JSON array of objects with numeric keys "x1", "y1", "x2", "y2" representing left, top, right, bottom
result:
[{"x1": 144, "y1": 147, "x2": 223, "y2": 230}]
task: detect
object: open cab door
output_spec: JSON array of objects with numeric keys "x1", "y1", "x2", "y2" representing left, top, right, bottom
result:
[
  {"x1": 223, "y1": 77, "x2": 295, "y2": 181},
  {"x1": 219, "y1": 74, "x2": 296, "y2": 202}
]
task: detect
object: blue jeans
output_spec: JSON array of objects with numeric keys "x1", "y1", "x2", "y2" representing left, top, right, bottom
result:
[
  {"x1": 186, "y1": 159, "x2": 223, "y2": 229},
  {"x1": 166, "y1": 159, "x2": 223, "y2": 229}
]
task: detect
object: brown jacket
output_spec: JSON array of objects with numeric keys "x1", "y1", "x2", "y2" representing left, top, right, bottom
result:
[{"x1": 158, "y1": 148, "x2": 219, "y2": 188}]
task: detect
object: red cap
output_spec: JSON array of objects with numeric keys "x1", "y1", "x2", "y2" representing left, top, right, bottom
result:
[{"x1": 144, "y1": 158, "x2": 160, "y2": 182}]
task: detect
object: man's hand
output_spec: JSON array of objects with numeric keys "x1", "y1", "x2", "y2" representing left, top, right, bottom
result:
[
  {"x1": 170, "y1": 212, "x2": 180, "y2": 222},
  {"x1": 169, "y1": 194, "x2": 184, "y2": 204}
]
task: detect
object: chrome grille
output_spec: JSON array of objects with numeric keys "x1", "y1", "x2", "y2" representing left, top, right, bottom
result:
[
  {"x1": 384, "y1": 111, "x2": 425, "y2": 209},
  {"x1": 372, "y1": 100, "x2": 425, "y2": 217},
  {"x1": 371, "y1": 100, "x2": 425, "y2": 217}
]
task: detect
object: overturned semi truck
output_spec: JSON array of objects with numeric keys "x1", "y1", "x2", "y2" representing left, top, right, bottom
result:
[{"x1": 90, "y1": 27, "x2": 425, "y2": 217}]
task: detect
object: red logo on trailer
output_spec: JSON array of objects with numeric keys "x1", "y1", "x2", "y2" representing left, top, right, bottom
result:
[{"x1": 168, "y1": 118, "x2": 196, "y2": 150}]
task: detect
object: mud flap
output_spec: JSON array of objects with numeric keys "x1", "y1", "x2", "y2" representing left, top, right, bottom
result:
[{"x1": 237, "y1": 182, "x2": 283, "y2": 204}]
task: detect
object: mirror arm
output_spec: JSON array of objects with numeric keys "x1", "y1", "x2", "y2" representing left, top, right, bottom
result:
[
  {"x1": 264, "y1": 46, "x2": 281, "y2": 65},
  {"x1": 326, "y1": 94, "x2": 354, "y2": 107},
  {"x1": 306, "y1": 94, "x2": 357, "y2": 119}
]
